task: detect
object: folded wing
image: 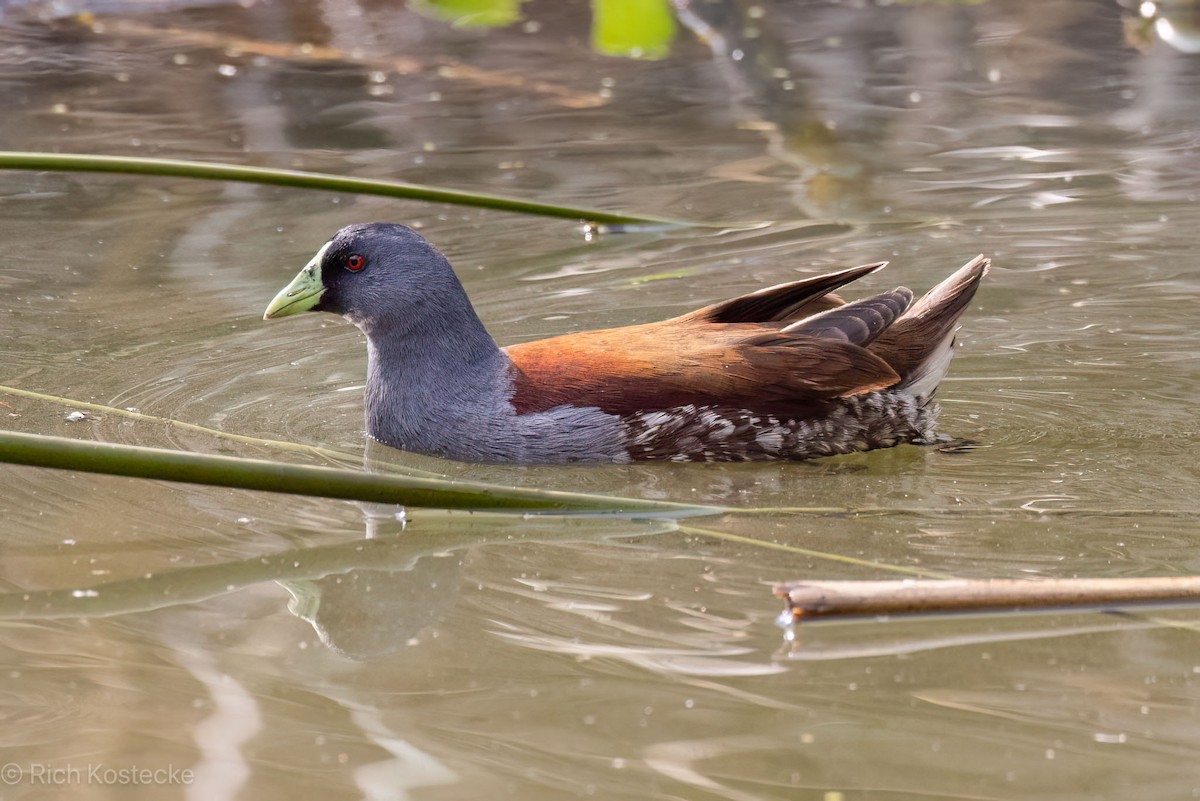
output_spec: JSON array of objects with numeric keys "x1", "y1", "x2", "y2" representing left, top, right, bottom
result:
[{"x1": 505, "y1": 257, "x2": 989, "y2": 418}]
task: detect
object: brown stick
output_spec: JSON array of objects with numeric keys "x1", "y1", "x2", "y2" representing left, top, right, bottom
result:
[{"x1": 774, "y1": 577, "x2": 1200, "y2": 620}]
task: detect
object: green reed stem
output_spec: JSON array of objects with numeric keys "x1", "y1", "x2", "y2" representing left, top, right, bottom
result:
[
  {"x1": 6, "y1": 386, "x2": 1190, "y2": 522},
  {"x1": 0, "y1": 151, "x2": 697, "y2": 228},
  {"x1": 0, "y1": 383, "x2": 368, "y2": 463},
  {"x1": 0, "y1": 383, "x2": 456, "y2": 479},
  {"x1": 0, "y1": 430, "x2": 720, "y2": 517},
  {"x1": 677, "y1": 524, "x2": 954, "y2": 578}
]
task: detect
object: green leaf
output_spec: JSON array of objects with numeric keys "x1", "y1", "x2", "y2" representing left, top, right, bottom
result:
[
  {"x1": 410, "y1": 0, "x2": 528, "y2": 28},
  {"x1": 591, "y1": 0, "x2": 676, "y2": 60}
]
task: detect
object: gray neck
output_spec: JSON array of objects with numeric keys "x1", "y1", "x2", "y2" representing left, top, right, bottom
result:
[
  {"x1": 359, "y1": 290, "x2": 518, "y2": 459},
  {"x1": 354, "y1": 277, "x2": 628, "y2": 464}
]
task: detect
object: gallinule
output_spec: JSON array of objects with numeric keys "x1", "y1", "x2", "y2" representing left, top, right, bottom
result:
[{"x1": 264, "y1": 223, "x2": 988, "y2": 464}]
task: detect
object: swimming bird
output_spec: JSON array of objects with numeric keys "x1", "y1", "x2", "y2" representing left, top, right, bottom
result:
[{"x1": 264, "y1": 223, "x2": 988, "y2": 464}]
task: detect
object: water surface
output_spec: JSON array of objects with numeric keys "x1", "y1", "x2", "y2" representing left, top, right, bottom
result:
[{"x1": 2, "y1": 1, "x2": 1200, "y2": 799}]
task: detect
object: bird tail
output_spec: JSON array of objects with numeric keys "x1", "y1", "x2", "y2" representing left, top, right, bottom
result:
[{"x1": 868, "y1": 255, "x2": 990, "y2": 399}]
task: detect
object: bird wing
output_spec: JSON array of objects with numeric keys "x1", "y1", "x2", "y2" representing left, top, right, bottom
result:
[
  {"x1": 505, "y1": 319, "x2": 900, "y2": 417},
  {"x1": 504, "y1": 257, "x2": 989, "y2": 418},
  {"x1": 782, "y1": 287, "x2": 913, "y2": 346},
  {"x1": 681, "y1": 262, "x2": 886, "y2": 324}
]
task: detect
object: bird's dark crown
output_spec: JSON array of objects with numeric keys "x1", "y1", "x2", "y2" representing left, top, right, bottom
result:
[{"x1": 315, "y1": 223, "x2": 460, "y2": 323}]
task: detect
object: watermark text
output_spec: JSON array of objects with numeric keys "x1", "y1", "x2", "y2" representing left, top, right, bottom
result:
[{"x1": 2, "y1": 762, "x2": 194, "y2": 786}]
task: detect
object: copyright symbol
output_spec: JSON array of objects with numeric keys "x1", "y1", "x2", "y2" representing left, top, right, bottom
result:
[{"x1": 1, "y1": 763, "x2": 21, "y2": 784}]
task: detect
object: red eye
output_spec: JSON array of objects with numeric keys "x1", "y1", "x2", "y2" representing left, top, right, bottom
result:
[{"x1": 345, "y1": 254, "x2": 365, "y2": 271}]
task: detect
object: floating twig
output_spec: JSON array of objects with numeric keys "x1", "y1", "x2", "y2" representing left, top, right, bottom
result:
[{"x1": 775, "y1": 576, "x2": 1200, "y2": 621}]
